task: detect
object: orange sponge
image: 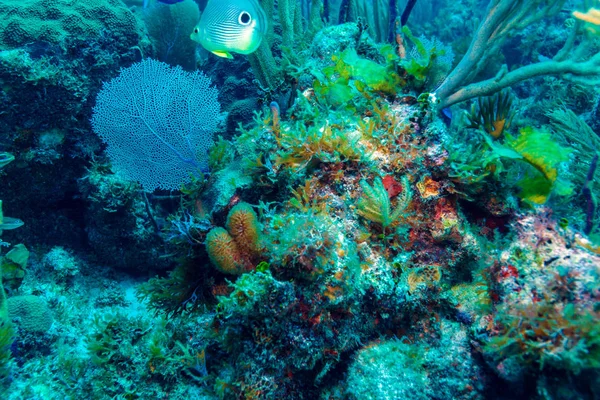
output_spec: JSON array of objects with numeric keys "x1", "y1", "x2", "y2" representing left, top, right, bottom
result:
[
  {"x1": 226, "y1": 202, "x2": 260, "y2": 255},
  {"x1": 206, "y1": 203, "x2": 262, "y2": 275},
  {"x1": 206, "y1": 227, "x2": 245, "y2": 275}
]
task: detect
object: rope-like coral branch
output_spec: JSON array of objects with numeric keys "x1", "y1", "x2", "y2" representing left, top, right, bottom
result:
[{"x1": 434, "y1": 0, "x2": 600, "y2": 108}]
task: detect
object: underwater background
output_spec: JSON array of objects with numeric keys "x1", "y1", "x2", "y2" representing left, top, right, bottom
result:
[{"x1": 0, "y1": 0, "x2": 600, "y2": 398}]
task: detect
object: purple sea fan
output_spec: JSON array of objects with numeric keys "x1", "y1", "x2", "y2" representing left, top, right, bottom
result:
[{"x1": 91, "y1": 59, "x2": 220, "y2": 192}]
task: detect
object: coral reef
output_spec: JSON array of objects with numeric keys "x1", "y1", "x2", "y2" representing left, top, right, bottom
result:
[
  {"x1": 7, "y1": 295, "x2": 53, "y2": 334},
  {"x1": 0, "y1": 0, "x2": 142, "y2": 48},
  {"x1": 0, "y1": 0, "x2": 153, "y2": 253},
  {"x1": 42, "y1": 247, "x2": 80, "y2": 284},
  {"x1": 346, "y1": 340, "x2": 433, "y2": 400},
  {"x1": 481, "y1": 213, "x2": 600, "y2": 388},
  {"x1": 1, "y1": 0, "x2": 600, "y2": 399},
  {"x1": 77, "y1": 164, "x2": 174, "y2": 272}
]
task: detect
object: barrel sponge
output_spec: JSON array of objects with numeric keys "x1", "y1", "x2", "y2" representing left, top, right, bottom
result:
[
  {"x1": 6, "y1": 295, "x2": 53, "y2": 333},
  {"x1": 226, "y1": 202, "x2": 261, "y2": 255},
  {"x1": 206, "y1": 227, "x2": 246, "y2": 275},
  {"x1": 0, "y1": 0, "x2": 143, "y2": 49}
]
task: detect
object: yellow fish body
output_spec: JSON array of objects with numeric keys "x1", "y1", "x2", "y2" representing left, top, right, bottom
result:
[{"x1": 190, "y1": 0, "x2": 267, "y2": 59}]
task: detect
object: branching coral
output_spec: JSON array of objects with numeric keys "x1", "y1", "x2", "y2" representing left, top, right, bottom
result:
[
  {"x1": 573, "y1": 3, "x2": 600, "y2": 33},
  {"x1": 436, "y1": 0, "x2": 600, "y2": 107},
  {"x1": 247, "y1": 0, "x2": 325, "y2": 92}
]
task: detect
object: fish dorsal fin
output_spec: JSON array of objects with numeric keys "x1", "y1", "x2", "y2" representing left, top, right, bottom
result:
[{"x1": 212, "y1": 51, "x2": 233, "y2": 59}]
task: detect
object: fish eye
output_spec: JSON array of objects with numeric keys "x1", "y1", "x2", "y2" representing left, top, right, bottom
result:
[
  {"x1": 194, "y1": 28, "x2": 199, "y2": 33},
  {"x1": 238, "y1": 11, "x2": 252, "y2": 26}
]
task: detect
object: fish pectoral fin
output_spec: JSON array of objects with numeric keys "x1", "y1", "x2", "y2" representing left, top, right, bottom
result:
[{"x1": 212, "y1": 51, "x2": 233, "y2": 59}]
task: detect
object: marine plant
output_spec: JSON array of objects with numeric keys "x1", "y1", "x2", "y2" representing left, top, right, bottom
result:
[
  {"x1": 545, "y1": 107, "x2": 600, "y2": 238},
  {"x1": 356, "y1": 176, "x2": 412, "y2": 231},
  {"x1": 289, "y1": 178, "x2": 331, "y2": 214},
  {"x1": 208, "y1": 135, "x2": 235, "y2": 173},
  {"x1": 136, "y1": 262, "x2": 207, "y2": 318},
  {"x1": 275, "y1": 120, "x2": 369, "y2": 172},
  {"x1": 465, "y1": 90, "x2": 513, "y2": 139},
  {"x1": 0, "y1": 244, "x2": 29, "y2": 291},
  {"x1": 400, "y1": 26, "x2": 455, "y2": 91},
  {"x1": 487, "y1": 299, "x2": 600, "y2": 373},
  {"x1": 0, "y1": 320, "x2": 14, "y2": 382},
  {"x1": 506, "y1": 126, "x2": 572, "y2": 204},
  {"x1": 0, "y1": 266, "x2": 14, "y2": 383},
  {"x1": 313, "y1": 47, "x2": 404, "y2": 109},
  {"x1": 582, "y1": 154, "x2": 598, "y2": 237},
  {"x1": 216, "y1": 270, "x2": 274, "y2": 317},
  {"x1": 449, "y1": 122, "x2": 571, "y2": 205}
]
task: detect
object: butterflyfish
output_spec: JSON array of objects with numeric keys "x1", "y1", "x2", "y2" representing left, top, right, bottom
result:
[{"x1": 190, "y1": 0, "x2": 267, "y2": 59}]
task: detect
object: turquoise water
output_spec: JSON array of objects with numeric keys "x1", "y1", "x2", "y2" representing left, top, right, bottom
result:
[{"x1": 0, "y1": 0, "x2": 599, "y2": 398}]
